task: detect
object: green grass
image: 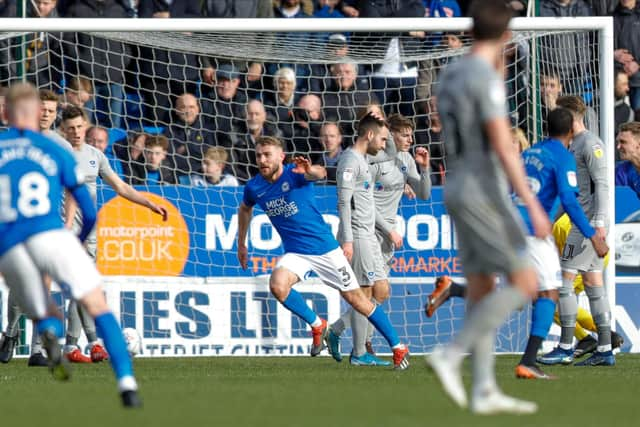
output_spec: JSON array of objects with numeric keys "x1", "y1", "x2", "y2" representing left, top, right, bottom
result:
[{"x1": 1, "y1": 354, "x2": 638, "y2": 427}]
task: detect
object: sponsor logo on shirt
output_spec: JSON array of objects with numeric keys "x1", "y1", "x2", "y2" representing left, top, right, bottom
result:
[
  {"x1": 264, "y1": 196, "x2": 299, "y2": 218},
  {"x1": 363, "y1": 181, "x2": 370, "y2": 190}
]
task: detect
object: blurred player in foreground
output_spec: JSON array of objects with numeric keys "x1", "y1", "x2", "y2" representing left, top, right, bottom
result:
[
  {"x1": 426, "y1": 0, "x2": 551, "y2": 414},
  {"x1": 327, "y1": 114, "x2": 431, "y2": 365},
  {"x1": 0, "y1": 83, "x2": 141, "y2": 407},
  {"x1": 236, "y1": 134, "x2": 409, "y2": 369}
]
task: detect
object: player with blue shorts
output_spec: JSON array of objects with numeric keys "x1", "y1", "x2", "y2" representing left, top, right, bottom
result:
[
  {"x1": 236, "y1": 135, "x2": 409, "y2": 369},
  {"x1": 0, "y1": 83, "x2": 141, "y2": 407}
]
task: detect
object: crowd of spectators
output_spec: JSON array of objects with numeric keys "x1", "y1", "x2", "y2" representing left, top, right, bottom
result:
[{"x1": 0, "y1": 0, "x2": 638, "y2": 187}]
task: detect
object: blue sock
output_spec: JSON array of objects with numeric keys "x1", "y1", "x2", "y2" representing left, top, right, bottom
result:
[
  {"x1": 94, "y1": 312, "x2": 133, "y2": 380},
  {"x1": 367, "y1": 305, "x2": 400, "y2": 347},
  {"x1": 36, "y1": 316, "x2": 63, "y2": 338},
  {"x1": 531, "y1": 297, "x2": 556, "y2": 339},
  {"x1": 282, "y1": 290, "x2": 319, "y2": 325}
]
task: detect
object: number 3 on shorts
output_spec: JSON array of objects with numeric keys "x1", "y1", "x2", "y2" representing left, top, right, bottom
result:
[{"x1": 338, "y1": 266, "x2": 351, "y2": 284}]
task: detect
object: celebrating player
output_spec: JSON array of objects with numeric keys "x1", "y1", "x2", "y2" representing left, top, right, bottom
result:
[
  {"x1": 327, "y1": 113, "x2": 431, "y2": 365},
  {"x1": 236, "y1": 135, "x2": 410, "y2": 369},
  {"x1": 60, "y1": 105, "x2": 167, "y2": 363},
  {"x1": 426, "y1": 0, "x2": 551, "y2": 414},
  {"x1": 538, "y1": 95, "x2": 613, "y2": 366},
  {"x1": 0, "y1": 83, "x2": 141, "y2": 407}
]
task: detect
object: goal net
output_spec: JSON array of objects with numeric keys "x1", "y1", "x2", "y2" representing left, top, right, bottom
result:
[{"x1": 0, "y1": 17, "x2": 614, "y2": 357}]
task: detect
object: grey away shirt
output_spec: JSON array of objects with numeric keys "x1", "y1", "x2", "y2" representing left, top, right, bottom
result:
[
  {"x1": 436, "y1": 55, "x2": 510, "y2": 193},
  {"x1": 570, "y1": 130, "x2": 609, "y2": 226},
  {"x1": 372, "y1": 151, "x2": 431, "y2": 237},
  {"x1": 337, "y1": 148, "x2": 376, "y2": 243}
]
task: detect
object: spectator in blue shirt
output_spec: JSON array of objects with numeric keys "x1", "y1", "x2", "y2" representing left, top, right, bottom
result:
[{"x1": 616, "y1": 121, "x2": 640, "y2": 197}]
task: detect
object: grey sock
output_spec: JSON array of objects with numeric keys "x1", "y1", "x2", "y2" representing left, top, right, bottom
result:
[
  {"x1": 78, "y1": 304, "x2": 98, "y2": 343},
  {"x1": 351, "y1": 307, "x2": 369, "y2": 357},
  {"x1": 331, "y1": 308, "x2": 352, "y2": 336},
  {"x1": 472, "y1": 330, "x2": 497, "y2": 398},
  {"x1": 5, "y1": 291, "x2": 23, "y2": 338},
  {"x1": 66, "y1": 300, "x2": 82, "y2": 346},
  {"x1": 585, "y1": 285, "x2": 612, "y2": 351},
  {"x1": 453, "y1": 286, "x2": 527, "y2": 353},
  {"x1": 30, "y1": 323, "x2": 42, "y2": 355},
  {"x1": 558, "y1": 278, "x2": 578, "y2": 348}
]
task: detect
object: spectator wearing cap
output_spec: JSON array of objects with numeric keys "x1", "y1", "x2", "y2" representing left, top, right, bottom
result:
[
  {"x1": 165, "y1": 92, "x2": 215, "y2": 175},
  {"x1": 231, "y1": 99, "x2": 283, "y2": 183},
  {"x1": 202, "y1": 63, "x2": 248, "y2": 148},
  {"x1": 263, "y1": 67, "x2": 298, "y2": 138},
  {"x1": 323, "y1": 62, "x2": 374, "y2": 141}
]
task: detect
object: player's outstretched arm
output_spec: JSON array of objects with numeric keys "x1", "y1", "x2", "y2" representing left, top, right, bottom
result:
[
  {"x1": 487, "y1": 117, "x2": 551, "y2": 238},
  {"x1": 292, "y1": 156, "x2": 326, "y2": 181},
  {"x1": 237, "y1": 202, "x2": 253, "y2": 270},
  {"x1": 102, "y1": 172, "x2": 168, "y2": 221}
]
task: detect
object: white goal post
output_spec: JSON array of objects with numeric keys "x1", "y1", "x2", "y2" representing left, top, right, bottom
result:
[{"x1": 0, "y1": 16, "x2": 616, "y2": 356}]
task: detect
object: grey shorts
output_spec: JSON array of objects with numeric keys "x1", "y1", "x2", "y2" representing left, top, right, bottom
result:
[
  {"x1": 352, "y1": 237, "x2": 387, "y2": 286},
  {"x1": 446, "y1": 189, "x2": 529, "y2": 276},
  {"x1": 561, "y1": 225, "x2": 605, "y2": 272}
]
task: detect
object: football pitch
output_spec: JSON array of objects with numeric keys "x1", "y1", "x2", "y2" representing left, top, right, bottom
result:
[{"x1": 2, "y1": 354, "x2": 638, "y2": 427}]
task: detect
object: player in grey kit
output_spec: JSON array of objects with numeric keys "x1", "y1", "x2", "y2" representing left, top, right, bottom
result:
[
  {"x1": 327, "y1": 114, "x2": 431, "y2": 365},
  {"x1": 426, "y1": 0, "x2": 551, "y2": 415},
  {"x1": 538, "y1": 95, "x2": 613, "y2": 366},
  {"x1": 60, "y1": 106, "x2": 167, "y2": 363},
  {"x1": 330, "y1": 113, "x2": 410, "y2": 365}
]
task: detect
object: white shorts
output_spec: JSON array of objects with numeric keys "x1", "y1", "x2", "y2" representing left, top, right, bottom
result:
[
  {"x1": 0, "y1": 244, "x2": 50, "y2": 319},
  {"x1": 527, "y1": 236, "x2": 562, "y2": 292},
  {"x1": 276, "y1": 247, "x2": 361, "y2": 292},
  {"x1": 23, "y1": 229, "x2": 102, "y2": 300}
]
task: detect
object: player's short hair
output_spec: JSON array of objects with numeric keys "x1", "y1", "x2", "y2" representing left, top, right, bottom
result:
[
  {"x1": 512, "y1": 127, "x2": 530, "y2": 152},
  {"x1": 357, "y1": 113, "x2": 386, "y2": 138},
  {"x1": 470, "y1": 0, "x2": 513, "y2": 41},
  {"x1": 321, "y1": 121, "x2": 342, "y2": 134},
  {"x1": 556, "y1": 96, "x2": 586, "y2": 119},
  {"x1": 387, "y1": 113, "x2": 415, "y2": 133},
  {"x1": 144, "y1": 135, "x2": 169, "y2": 152},
  {"x1": 39, "y1": 89, "x2": 59, "y2": 103},
  {"x1": 67, "y1": 76, "x2": 93, "y2": 94},
  {"x1": 255, "y1": 135, "x2": 284, "y2": 150},
  {"x1": 204, "y1": 146, "x2": 229, "y2": 163},
  {"x1": 618, "y1": 122, "x2": 640, "y2": 138},
  {"x1": 547, "y1": 108, "x2": 574, "y2": 138},
  {"x1": 61, "y1": 105, "x2": 88, "y2": 123},
  {"x1": 6, "y1": 82, "x2": 39, "y2": 106}
]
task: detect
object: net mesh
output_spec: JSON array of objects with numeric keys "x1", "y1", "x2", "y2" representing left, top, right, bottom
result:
[{"x1": 0, "y1": 26, "x2": 601, "y2": 356}]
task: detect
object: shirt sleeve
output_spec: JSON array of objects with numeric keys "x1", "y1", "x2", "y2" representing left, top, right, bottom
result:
[
  {"x1": 556, "y1": 152, "x2": 595, "y2": 238},
  {"x1": 405, "y1": 153, "x2": 432, "y2": 201},
  {"x1": 97, "y1": 149, "x2": 116, "y2": 180},
  {"x1": 242, "y1": 184, "x2": 255, "y2": 207},
  {"x1": 336, "y1": 156, "x2": 356, "y2": 243},
  {"x1": 584, "y1": 139, "x2": 609, "y2": 226},
  {"x1": 615, "y1": 163, "x2": 628, "y2": 186},
  {"x1": 477, "y1": 72, "x2": 508, "y2": 123}
]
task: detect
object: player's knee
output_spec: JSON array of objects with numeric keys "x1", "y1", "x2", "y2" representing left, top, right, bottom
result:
[
  {"x1": 79, "y1": 287, "x2": 109, "y2": 318},
  {"x1": 372, "y1": 281, "x2": 390, "y2": 303},
  {"x1": 269, "y1": 271, "x2": 292, "y2": 302}
]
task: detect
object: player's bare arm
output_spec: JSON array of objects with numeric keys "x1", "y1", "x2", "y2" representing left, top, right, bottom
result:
[
  {"x1": 102, "y1": 172, "x2": 168, "y2": 221},
  {"x1": 486, "y1": 117, "x2": 551, "y2": 238},
  {"x1": 292, "y1": 156, "x2": 326, "y2": 181},
  {"x1": 237, "y1": 202, "x2": 253, "y2": 270}
]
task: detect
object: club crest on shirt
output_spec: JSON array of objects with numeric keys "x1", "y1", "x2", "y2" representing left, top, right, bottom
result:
[
  {"x1": 281, "y1": 181, "x2": 290, "y2": 192},
  {"x1": 89, "y1": 159, "x2": 97, "y2": 168},
  {"x1": 367, "y1": 271, "x2": 375, "y2": 279}
]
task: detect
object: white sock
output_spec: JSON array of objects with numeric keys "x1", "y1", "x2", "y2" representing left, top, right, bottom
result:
[
  {"x1": 118, "y1": 375, "x2": 138, "y2": 392},
  {"x1": 310, "y1": 317, "x2": 322, "y2": 328}
]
